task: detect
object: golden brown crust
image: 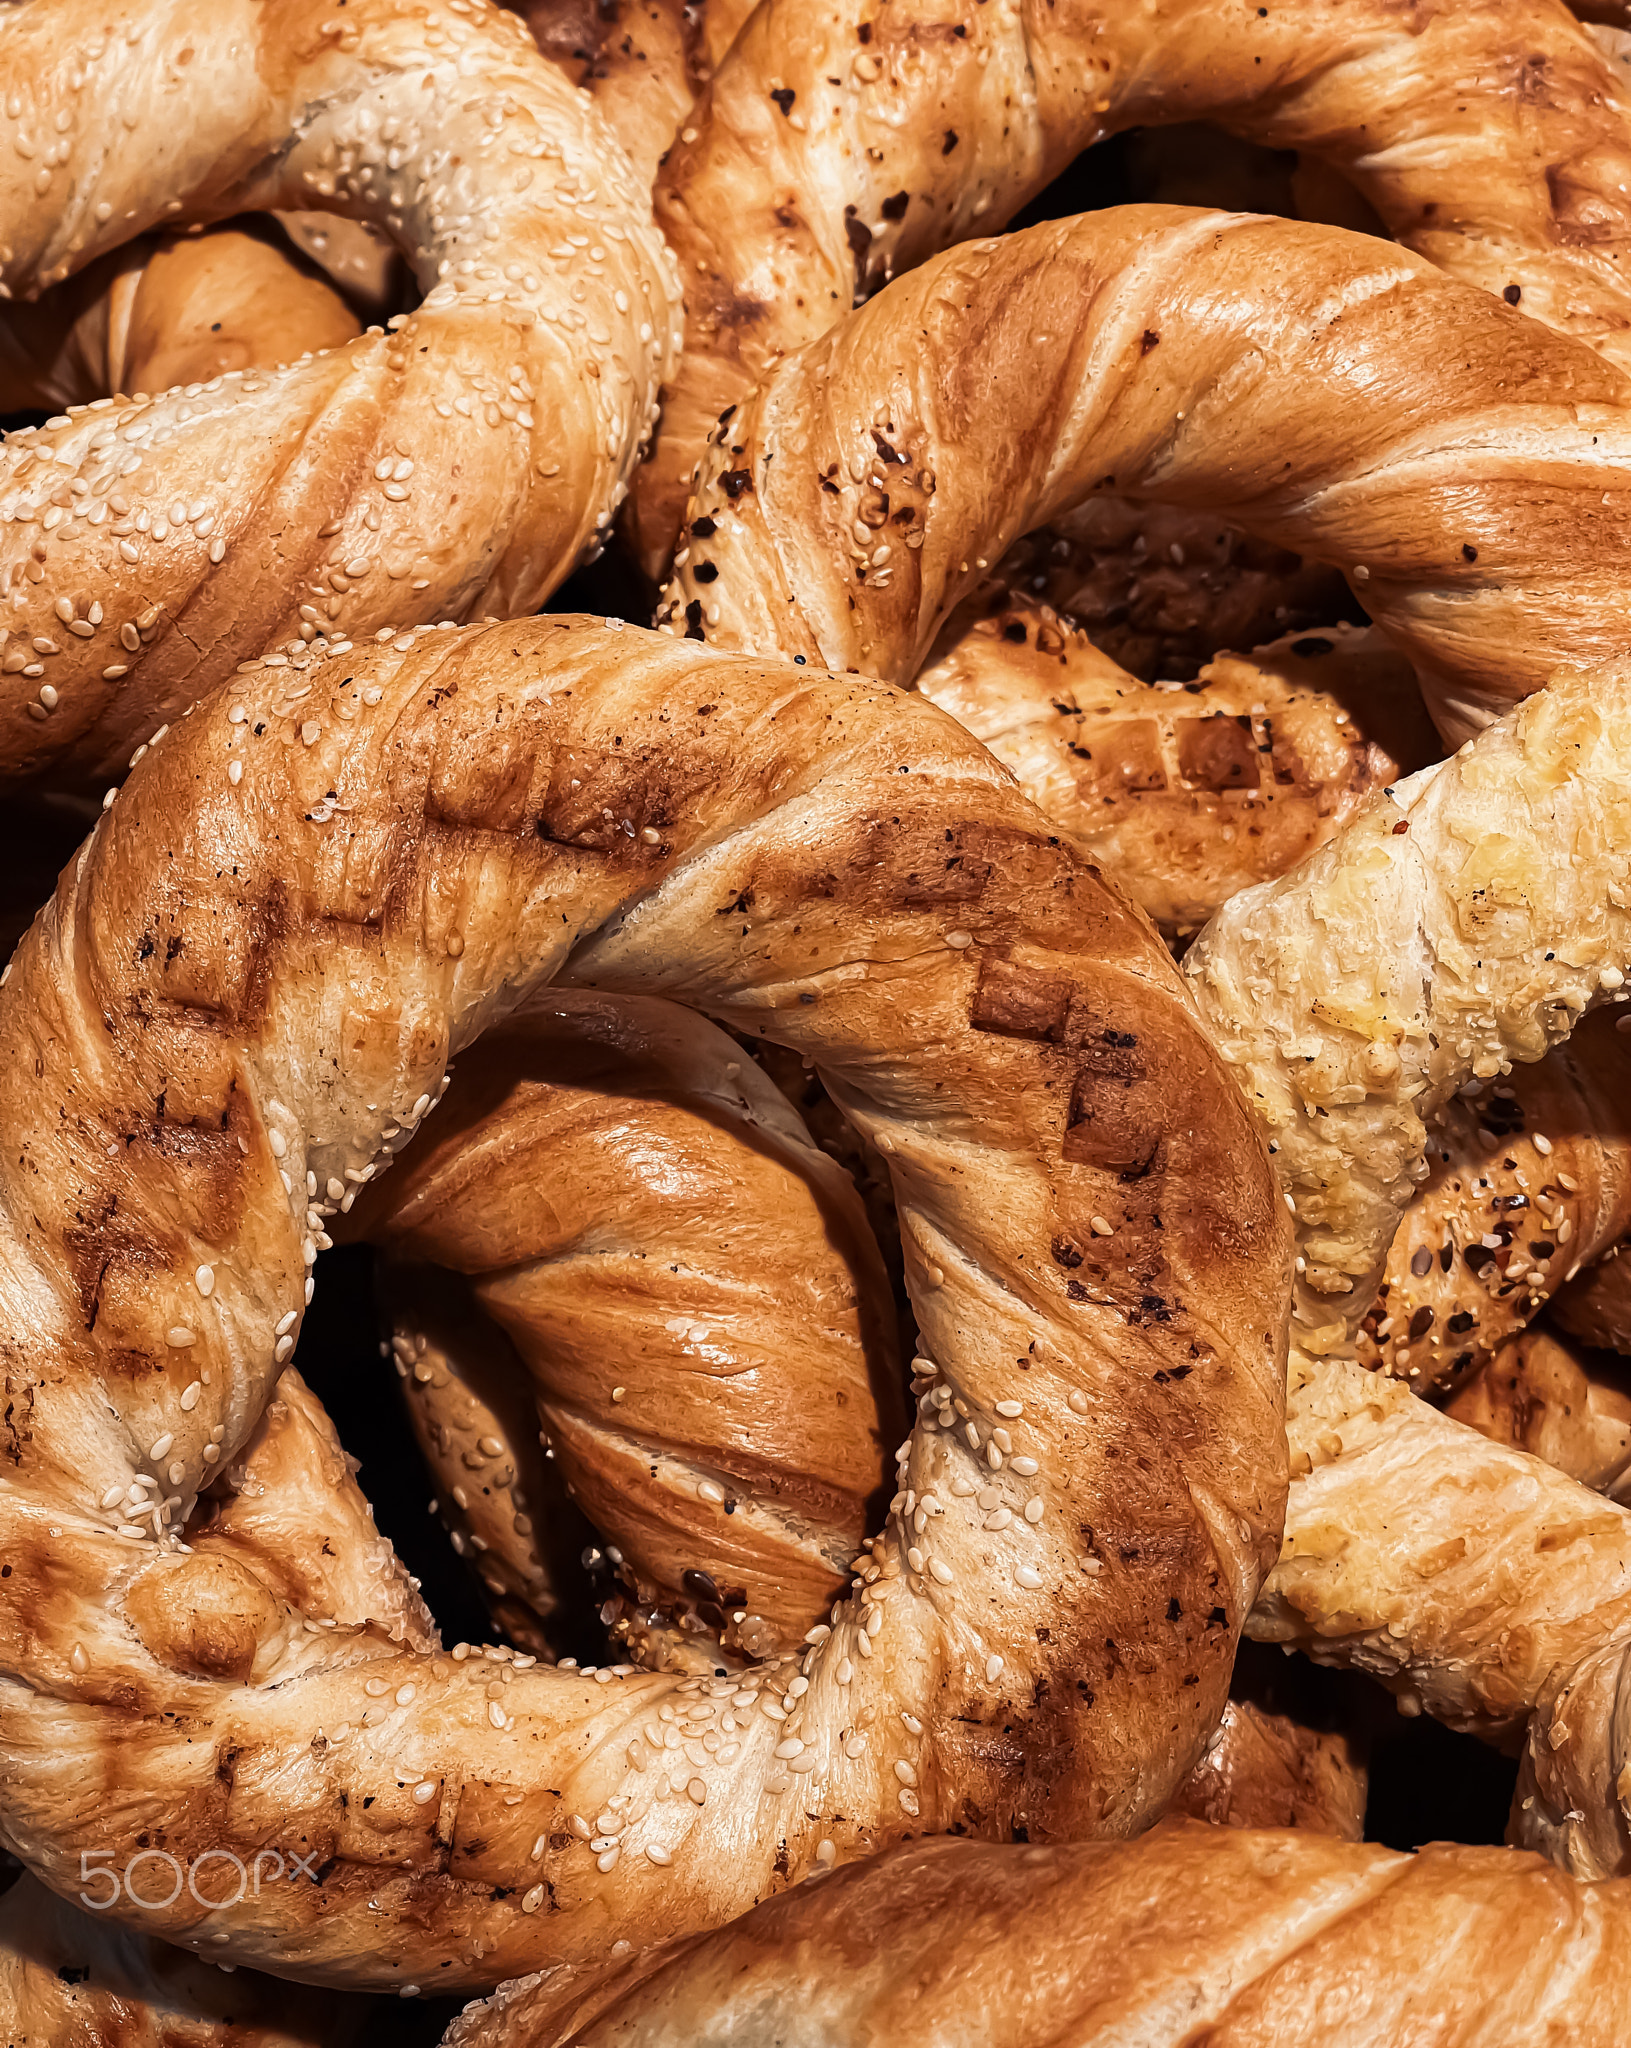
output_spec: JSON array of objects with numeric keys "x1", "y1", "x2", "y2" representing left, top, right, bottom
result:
[
  {"x1": 0, "y1": 0, "x2": 679, "y2": 790},
  {"x1": 660, "y1": 208, "x2": 1631, "y2": 744},
  {"x1": 635, "y1": 0, "x2": 1631, "y2": 570},
  {"x1": 919, "y1": 611, "x2": 1434, "y2": 936},
  {"x1": 0, "y1": 1870, "x2": 365, "y2": 2048},
  {"x1": 0, "y1": 219, "x2": 365, "y2": 417},
  {"x1": 359, "y1": 989, "x2": 903, "y2": 1655},
  {"x1": 1167, "y1": 1699, "x2": 1367, "y2": 1841},
  {"x1": 1359, "y1": 1007, "x2": 1631, "y2": 1395},
  {"x1": 0, "y1": 616, "x2": 1286, "y2": 1987},
  {"x1": 506, "y1": 0, "x2": 758, "y2": 188},
  {"x1": 1444, "y1": 1323, "x2": 1631, "y2": 1498},
  {"x1": 443, "y1": 1824, "x2": 1631, "y2": 2047}
]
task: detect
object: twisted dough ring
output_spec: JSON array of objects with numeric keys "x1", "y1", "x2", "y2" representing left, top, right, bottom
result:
[
  {"x1": 0, "y1": 616, "x2": 1285, "y2": 1988},
  {"x1": 0, "y1": 0, "x2": 679, "y2": 790},
  {"x1": 659, "y1": 206, "x2": 1631, "y2": 744},
  {"x1": 635, "y1": 0, "x2": 1631, "y2": 568},
  {"x1": 448, "y1": 1823, "x2": 1631, "y2": 2047}
]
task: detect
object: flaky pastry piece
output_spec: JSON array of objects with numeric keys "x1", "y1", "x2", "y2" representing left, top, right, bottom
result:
[
  {"x1": 444, "y1": 1823, "x2": 1631, "y2": 2046},
  {"x1": 0, "y1": 0, "x2": 679, "y2": 790},
  {"x1": 919, "y1": 610, "x2": 1433, "y2": 936},
  {"x1": 0, "y1": 617, "x2": 1286, "y2": 1986},
  {"x1": 633, "y1": 0, "x2": 1631, "y2": 568},
  {"x1": 356, "y1": 989, "x2": 902, "y2": 1657},
  {"x1": 661, "y1": 206, "x2": 1631, "y2": 743}
]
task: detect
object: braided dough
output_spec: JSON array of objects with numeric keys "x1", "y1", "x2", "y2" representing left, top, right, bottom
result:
[
  {"x1": 1175, "y1": 658, "x2": 1631, "y2": 1874},
  {"x1": 0, "y1": 616, "x2": 1285, "y2": 1987},
  {"x1": 659, "y1": 206, "x2": 1631, "y2": 744},
  {"x1": 636, "y1": 0, "x2": 1631, "y2": 568},
  {"x1": 445, "y1": 1823, "x2": 1631, "y2": 2047},
  {"x1": 0, "y1": 0, "x2": 678, "y2": 789}
]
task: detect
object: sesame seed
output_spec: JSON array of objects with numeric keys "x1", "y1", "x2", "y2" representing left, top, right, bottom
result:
[
  {"x1": 929, "y1": 1558, "x2": 953, "y2": 1585},
  {"x1": 995, "y1": 1400, "x2": 1023, "y2": 1418},
  {"x1": 985, "y1": 1655, "x2": 1004, "y2": 1682},
  {"x1": 596, "y1": 1847, "x2": 620, "y2": 1872},
  {"x1": 195, "y1": 1265, "x2": 214, "y2": 1297},
  {"x1": 1016, "y1": 1565, "x2": 1043, "y2": 1589},
  {"x1": 413, "y1": 1781, "x2": 438, "y2": 1804},
  {"x1": 645, "y1": 1843, "x2": 672, "y2": 1866},
  {"x1": 149, "y1": 1434, "x2": 174, "y2": 1461},
  {"x1": 164, "y1": 1329, "x2": 193, "y2": 1350}
]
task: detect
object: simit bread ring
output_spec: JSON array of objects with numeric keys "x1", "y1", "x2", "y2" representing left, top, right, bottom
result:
[
  {"x1": 0, "y1": 0, "x2": 678, "y2": 790},
  {"x1": 659, "y1": 207, "x2": 1631, "y2": 744},
  {"x1": 0, "y1": 615, "x2": 1286, "y2": 1987},
  {"x1": 635, "y1": 0, "x2": 1631, "y2": 568}
]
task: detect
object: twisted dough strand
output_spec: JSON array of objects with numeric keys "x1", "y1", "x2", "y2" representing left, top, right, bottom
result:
[
  {"x1": 0, "y1": 617, "x2": 1285, "y2": 1986},
  {"x1": 445, "y1": 1823, "x2": 1631, "y2": 2047},
  {"x1": 0, "y1": 0, "x2": 679, "y2": 788},
  {"x1": 636, "y1": 0, "x2": 1631, "y2": 567},
  {"x1": 659, "y1": 207, "x2": 1631, "y2": 742},
  {"x1": 360, "y1": 989, "x2": 903, "y2": 1656}
]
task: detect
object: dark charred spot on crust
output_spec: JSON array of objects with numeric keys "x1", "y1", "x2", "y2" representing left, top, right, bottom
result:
[
  {"x1": 720, "y1": 469, "x2": 753, "y2": 500},
  {"x1": 843, "y1": 206, "x2": 874, "y2": 295},
  {"x1": 769, "y1": 87, "x2": 795, "y2": 115},
  {"x1": 880, "y1": 190, "x2": 909, "y2": 223}
]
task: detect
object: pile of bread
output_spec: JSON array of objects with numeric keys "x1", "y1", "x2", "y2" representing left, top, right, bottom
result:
[{"x1": 7, "y1": 0, "x2": 1631, "y2": 2040}]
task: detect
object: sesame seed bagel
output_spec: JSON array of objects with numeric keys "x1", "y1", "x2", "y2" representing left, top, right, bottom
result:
[
  {"x1": 657, "y1": 206, "x2": 1631, "y2": 745},
  {"x1": 443, "y1": 1822, "x2": 1631, "y2": 2047},
  {"x1": 0, "y1": 615, "x2": 1287, "y2": 1987},
  {"x1": 633, "y1": 0, "x2": 1631, "y2": 574},
  {"x1": 0, "y1": 0, "x2": 680, "y2": 790},
  {"x1": 357, "y1": 988, "x2": 904, "y2": 1659}
]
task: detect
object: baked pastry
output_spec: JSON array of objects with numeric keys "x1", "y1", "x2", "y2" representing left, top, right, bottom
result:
[
  {"x1": 0, "y1": 615, "x2": 1285, "y2": 1986},
  {"x1": 636, "y1": 0, "x2": 1631, "y2": 569},
  {"x1": 442, "y1": 1821, "x2": 1631, "y2": 2046},
  {"x1": 0, "y1": 0, "x2": 678, "y2": 788}
]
